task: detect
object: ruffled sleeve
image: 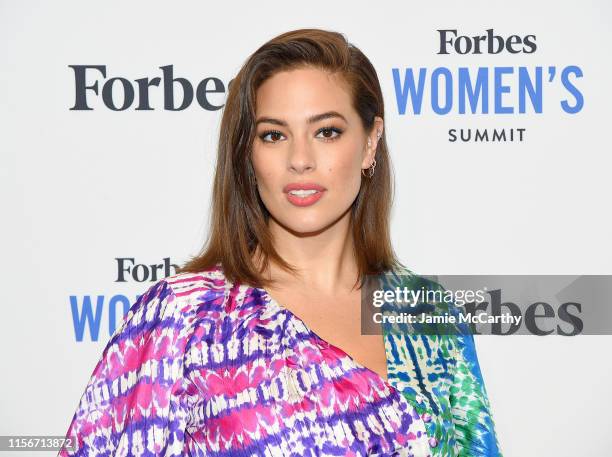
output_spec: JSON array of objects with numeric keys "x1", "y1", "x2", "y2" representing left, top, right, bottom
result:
[{"x1": 59, "y1": 279, "x2": 196, "y2": 457}]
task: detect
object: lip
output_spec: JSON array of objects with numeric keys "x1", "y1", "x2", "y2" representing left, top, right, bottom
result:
[
  {"x1": 283, "y1": 182, "x2": 327, "y2": 193},
  {"x1": 283, "y1": 182, "x2": 327, "y2": 207}
]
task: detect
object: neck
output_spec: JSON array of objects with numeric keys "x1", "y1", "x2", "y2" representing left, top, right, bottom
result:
[{"x1": 260, "y1": 208, "x2": 359, "y2": 295}]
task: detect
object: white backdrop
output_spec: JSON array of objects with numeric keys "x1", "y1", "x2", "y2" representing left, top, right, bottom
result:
[{"x1": 1, "y1": 1, "x2": 611, "y2": 456}]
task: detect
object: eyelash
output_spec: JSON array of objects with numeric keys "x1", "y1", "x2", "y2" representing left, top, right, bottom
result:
[{"x1": 258, "y1": 126, "x2": 344, "y2": 143}]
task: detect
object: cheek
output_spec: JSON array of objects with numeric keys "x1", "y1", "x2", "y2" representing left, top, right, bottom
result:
[
  {"x1": 324, "y1": 147, "x2": 363, "y2": 187},
  {"x1": 251, "y1": 148, "x2": 264, "y2": 175},
  {"x1": 252, "y1": 150, "x2": 277, "y2": 186}
]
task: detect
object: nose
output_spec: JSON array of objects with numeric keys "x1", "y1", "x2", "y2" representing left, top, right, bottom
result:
[{"x1": 288, "y1": 134, "x2": 315, "y2": 174}]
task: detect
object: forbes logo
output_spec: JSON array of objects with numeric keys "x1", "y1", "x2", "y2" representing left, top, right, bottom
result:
[
  {"x1": 437, "y1": 29, "x2": 537, "y2": 54},
  {"x1": 69, "y1": 65, "x2": 229, "y2": 111},
  {"x1": 69, "y1": 257, "x2": 180, "y2": 342}
]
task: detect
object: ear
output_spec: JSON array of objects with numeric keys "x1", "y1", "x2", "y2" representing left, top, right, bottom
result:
[{"x1": 361, "y1": 116, "x2": 384, "y2": 170}]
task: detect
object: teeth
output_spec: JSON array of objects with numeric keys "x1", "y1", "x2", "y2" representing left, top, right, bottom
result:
[{"x1": 289, "y1": 189, "x2": 318, "y2": 196}]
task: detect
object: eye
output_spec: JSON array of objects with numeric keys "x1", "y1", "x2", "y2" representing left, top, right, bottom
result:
[
  {"x1": 316, "y1": 126, "x2": 343, "y2": 141},
  {"x1": 259, "y1": 130, "x2": 285, "y2": 143}
]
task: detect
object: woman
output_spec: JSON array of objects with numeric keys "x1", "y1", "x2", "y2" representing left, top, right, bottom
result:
[{"x1": 60, "y1": 29, "x2": 502, "y2": 456}]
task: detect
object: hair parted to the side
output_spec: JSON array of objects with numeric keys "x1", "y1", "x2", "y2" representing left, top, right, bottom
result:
[{"x1": 177, "y1": 28, "x2": 405, "y2": 289}]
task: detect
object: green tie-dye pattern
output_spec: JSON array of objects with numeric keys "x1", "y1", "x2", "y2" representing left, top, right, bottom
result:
[{"x1": 378, "y1": 266, "x2": 503, "y2": 456}]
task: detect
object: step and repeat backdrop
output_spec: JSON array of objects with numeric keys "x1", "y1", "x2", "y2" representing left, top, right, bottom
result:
[{"x1": 2, "y1": 1, "x2": 611, "y2": 456}]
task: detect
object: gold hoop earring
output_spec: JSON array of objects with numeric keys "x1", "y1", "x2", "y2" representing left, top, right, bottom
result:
[{"x1": 362, "y1": 158, "x2": 376, "y2": 178}]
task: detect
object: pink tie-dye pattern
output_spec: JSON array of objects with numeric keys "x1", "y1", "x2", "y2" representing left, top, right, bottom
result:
[{"x1": 59, "y1": 264, "x2": 433, "y2": 457}]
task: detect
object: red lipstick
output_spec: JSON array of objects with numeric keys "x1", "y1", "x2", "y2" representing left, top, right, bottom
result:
[{"x1": 283, "y1": 182, "x2": 327, "y2": 207}]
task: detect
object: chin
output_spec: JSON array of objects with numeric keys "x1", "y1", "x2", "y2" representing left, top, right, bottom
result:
[
  {"x1": 278, "y1": 213, "x2": 342, "y2": 235},
  {"x1": 283, "y1": 218, "x2": 325, "y2": 235}
]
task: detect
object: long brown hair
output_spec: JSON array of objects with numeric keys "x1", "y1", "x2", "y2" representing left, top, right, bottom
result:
[{"x1": 177, "y1": 28, "x2": 404, "y2": 289}]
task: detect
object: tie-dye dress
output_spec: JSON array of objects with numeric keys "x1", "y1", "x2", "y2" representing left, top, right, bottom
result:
[{"x1": 59, "y1": 263, "x2": 502, "y2": 456}]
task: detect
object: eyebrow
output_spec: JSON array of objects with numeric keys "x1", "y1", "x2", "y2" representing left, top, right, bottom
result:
[{"x1": 255, "y1": 110, "x2": 348, "y2": 127}]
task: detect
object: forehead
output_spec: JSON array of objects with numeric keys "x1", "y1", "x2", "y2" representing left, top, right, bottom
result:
[{"x1": 255, "y1": 66, "x2": 354, "y2": 118}]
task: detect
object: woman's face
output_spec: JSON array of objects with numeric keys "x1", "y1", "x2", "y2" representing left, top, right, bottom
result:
[{"x1": 251, "y1": 66, "x2": 383, "y2": 235}]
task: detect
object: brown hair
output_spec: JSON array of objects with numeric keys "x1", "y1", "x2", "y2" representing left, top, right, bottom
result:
[{"x1": 177, "y1": 28, "x2": 404, "y2": 289}]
